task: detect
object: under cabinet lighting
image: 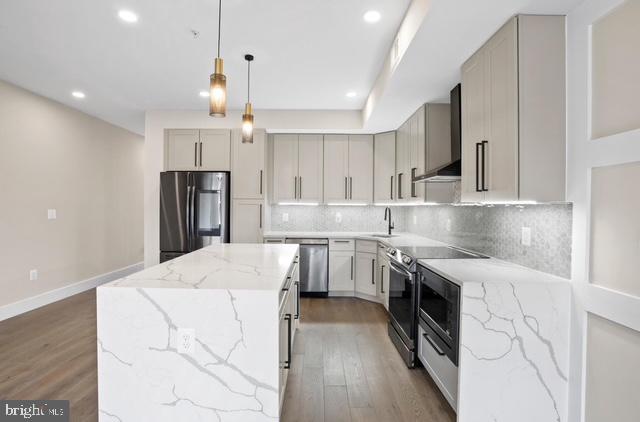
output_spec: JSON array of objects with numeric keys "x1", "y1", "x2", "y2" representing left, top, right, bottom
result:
[
  {"x1": 327, "y1": 203, "x2": 367, "y2": 206},
  {"x1": 277, "y1": 202, "x2": 319, "y2": 206}
]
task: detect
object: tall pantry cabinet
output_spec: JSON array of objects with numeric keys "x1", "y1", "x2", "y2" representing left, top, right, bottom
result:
[
  {"x1": 461, "y1": 15, "x2": 566, "y2": 203},
  {"x1": 231, "y1": 129, "x2": 266, "y2": 243}
]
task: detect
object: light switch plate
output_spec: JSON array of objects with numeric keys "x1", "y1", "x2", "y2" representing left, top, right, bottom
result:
[
  {"x1": 521, "y1": 227, "x2": 532, "y2": 246},
  {"x1": 413, "y1": 215, "x2": 417, "y2": 225},
  {"x1": 176, "y1": 328, "x2": 196, "y2": 355},
  {"x1": 446, "y1": 219, "x2": 452, "y2": 232},
  {"x1": 335, "y1": 212, "x2": 342, "y2": 223},
  {"x1": 29, "y1": 269, "x2": 38, "y2": 281},
  {"x1": 47, "y1": 209, "x2": 57, "y2": 220},
  {"x1": 282, "y1": 213, "x2": 289, "y2": 222}
]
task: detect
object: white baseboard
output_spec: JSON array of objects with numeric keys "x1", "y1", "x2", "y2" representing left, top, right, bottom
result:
[{"x1": 0, "y1": 262, "x2": 144, "y2": 322}]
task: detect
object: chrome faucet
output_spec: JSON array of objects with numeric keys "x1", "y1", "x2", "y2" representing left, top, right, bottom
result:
[{"x1": 384, "y1": 207, "x2": 395, "y2": 236}]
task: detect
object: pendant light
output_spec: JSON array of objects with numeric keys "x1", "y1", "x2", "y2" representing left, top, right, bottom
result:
[
  {"x1": 241, "y1": 54, "x2": 255, "y2": 143},
  {"x1": 209, "y1": 0, "x2": 226, "y2": 117}
]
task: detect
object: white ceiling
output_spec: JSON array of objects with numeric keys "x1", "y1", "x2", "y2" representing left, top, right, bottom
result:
[
  {"x1": 0, "y1": 0, "x2": 584, "y2": 135},
  {"x1": 0, "y1": 0, "x2": 410, "y2": 134}
]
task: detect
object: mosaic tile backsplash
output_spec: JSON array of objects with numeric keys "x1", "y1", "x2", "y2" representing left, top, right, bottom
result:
[
  {"x1": 269, "y1": 205, "x2": 408, "y2": 233},
  {"x1": 269, "y1": 203, "x2": 573, "y2": 278}
]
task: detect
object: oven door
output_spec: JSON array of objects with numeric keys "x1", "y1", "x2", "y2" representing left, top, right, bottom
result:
[
  {"x1": 388, "y1": 261, "x2": 417, "y2": 349},
  {"x1": 418, "y1": 265, "x2": 460, "y2": 364}
]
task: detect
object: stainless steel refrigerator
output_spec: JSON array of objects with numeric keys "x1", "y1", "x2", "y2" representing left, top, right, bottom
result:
[{"x1": 159, "y1": 171, "x2": 230, "y2": 263}]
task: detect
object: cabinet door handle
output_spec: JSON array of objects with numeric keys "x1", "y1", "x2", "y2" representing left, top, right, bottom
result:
[
  {"x1": 259, "y1": 204, "x2": 262, "y2": 229},
  {"x1": 344, "y1": 177, "x2": 348, "y2": 199},
  {"x1": 333, "y1": 240, "x2": 350, "y2": 244},
  {"x1": 475, "y1": 143, "x2": 482, "y2": 192},
  {"x1": 299, "y1": 176, "x2": 302, "y2": 199},
  {"x1": 371, "y1": 259, "x2": 375, "y2": 285},
  {"x1": 481, "y1": 140, "x2": 488, "y2": 192},
  {"x1": 411, "y1": 168, "x2": 417, "y2": 198},
  {"x1": 194, "y1": 142, "x2": 198, "y2": 167},
  {"x1": 259, "y1": 170, "x2": 263, "y2": 195},
  {"x1": 390, "y1": 176, "x2": 394, "y2": 200},
  {"x1": 350, "y1": 256, "x2": 354, "y2": 280},
  {"x1": 199, "y1": 142, "x2": 203, "y2": 167},
  {"x1": 284, "y1": 314, "x2": 292, "y2": 369},
  {"x1": 294, "y1": 281, "x2": 300, "y2": 320},
  {"x1": 423, "y1": 333, "x2": 445, "y2": 356},
  {"x1": 349, "y1": 177, "x2": 353, "y2": 199},
  {"x1": 381, "y1": 265, "x2": 385, "y2": 293},
  {"x1": 397, "y1": 173, "x2": 403, "y2": 199},
  {"x1": 294, "y1": 176, "x2": 298, "y2": 199}
]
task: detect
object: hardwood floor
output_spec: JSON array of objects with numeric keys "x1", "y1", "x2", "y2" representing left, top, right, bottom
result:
[
  {"x1": 0, "y1": 291, "x2": 455, "y2": 422},
  {"x1": 0, "y1": 290, "x2": 98, "y2": 422},
  {"x1": 281, "y1": 297, "x2": 456, "y2": 422}
]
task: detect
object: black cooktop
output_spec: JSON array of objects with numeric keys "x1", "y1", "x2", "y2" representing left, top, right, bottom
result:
[{"x1": 395, "y1": 246, "x2": 487, "y2": 259}]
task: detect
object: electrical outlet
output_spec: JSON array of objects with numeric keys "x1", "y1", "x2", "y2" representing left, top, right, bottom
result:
[
  {"x1": 282, "y1": 213, "x2": 289, "y2": 222},
  {"x1": 29, "y1": 269, "x2": 38, "y2": 281},
  {"x1": 521, "y1": 227, "x2": 532, "y2": 246},
  {"x1": 335, "y1": 212, "x2": 342, "y2": 223},
  {"x1": 176, "y1": 328, "x2": 196, "y2": 355},
  {"x1": 446, "y1": 219, "x2": 452, "y2": 232},
  {"x1": 47, "y1": 209, "x2": 57, "y2": 220},
  {"x1": 413, "y1": 215, "x2": 417, "y2": 225}
]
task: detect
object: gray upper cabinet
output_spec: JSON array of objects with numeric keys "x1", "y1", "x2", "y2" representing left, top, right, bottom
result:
[
  {"x1": 272, "y1": 134, "x2": 323, "y2": 204},
  {"x1": 374, "y1": 132, "x2": 396, "y2": 203},
  {"x1": 324, "y1": 135, "x2": 373, "y2": 204},
  {"x1": 461, "y1": 15, "x2": 566, "y2": 203},
  {"x1": 165, "y1": 129, "x2": 231, "y2": 171},
  {"x1": 232, "y1": 129, "x2": 265, "y2": 199}
]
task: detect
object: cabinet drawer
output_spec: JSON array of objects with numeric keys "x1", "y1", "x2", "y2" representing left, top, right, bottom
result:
[
  {"x1": 356, "y1": 240, "x2": 377, "y2": 254},
  {"x1": 417, "y1": 325, "x2": 458, "y2": 409},
  {"x1": 329, "y1": 238, "x2": 355, "y2": 251}
]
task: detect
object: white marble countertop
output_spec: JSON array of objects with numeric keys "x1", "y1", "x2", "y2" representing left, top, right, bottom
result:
[
  {"x1": 263, "y1": 231, "x2": 446, "y2": 248},
  {"x1": 264, "y1": 230, "x2": 569, "y2": 285},
  {"x1": 419, "y1": 256, "x2": 569, "y2": 286},
  {"x1": 102, "y1": 243, "x2": 299, "y2": 291}
]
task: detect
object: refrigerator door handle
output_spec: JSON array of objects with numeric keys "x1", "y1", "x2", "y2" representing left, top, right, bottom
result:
[
  {"x1": 186, "y1": 185, "x2": 192, "y2": 248},
  {"x1": 190, "y1": 178, "x2": 196, "y2": 251}
]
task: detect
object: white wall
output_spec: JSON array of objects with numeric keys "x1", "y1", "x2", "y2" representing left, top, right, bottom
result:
[
  {"x1": 0, "y1": 80, "x2": 144, "y2": 311},
  {"x1": 144, "y1": 109, "x2": 363, "y2": 267}
]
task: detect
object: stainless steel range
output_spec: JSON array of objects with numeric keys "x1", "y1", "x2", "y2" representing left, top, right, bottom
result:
[{"x1": 385, "y1": 245, "x2": 487, "y2": 367}]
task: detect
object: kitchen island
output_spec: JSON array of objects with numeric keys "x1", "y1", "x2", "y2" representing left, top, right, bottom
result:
[{"x1": 96, "y1": 243, "x2": 300, "y2": 422}]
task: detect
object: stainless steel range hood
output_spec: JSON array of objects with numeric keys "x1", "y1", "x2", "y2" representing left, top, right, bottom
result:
[{"x1": 414, "y1": 84, "x2": 461, "y2": 183}]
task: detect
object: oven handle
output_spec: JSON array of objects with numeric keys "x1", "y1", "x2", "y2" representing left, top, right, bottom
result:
[
  {"x1": 423, "y1": 333, "x2": 446, "y2": 356},
  {"x1": 388, "y1": 261, "x2": 413, "y2": 279}
]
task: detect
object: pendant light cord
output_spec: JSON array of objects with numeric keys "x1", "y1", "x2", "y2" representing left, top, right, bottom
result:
[
  {"x1": 217, "y1": 0, "x2": 222, "y2": 58},
  {"x1": 247, "y1": 60, "x2": 251, "y2": 102}
]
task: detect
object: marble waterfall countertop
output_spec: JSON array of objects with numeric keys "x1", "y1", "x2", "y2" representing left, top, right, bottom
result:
[
  {"x1": 97, "y1": 243, "x2": 299, "y2": 422},
  {"x1": 421, "y1": 255, "x2": 571, "y2": 422},
  {"x1": 104, "y1": 243, "x2": 299, "y2": 290}
]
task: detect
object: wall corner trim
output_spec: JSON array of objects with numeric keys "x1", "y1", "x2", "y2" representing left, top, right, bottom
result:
[{"x1": 0, "y1": 262, "x2": 144, "y2": 322}]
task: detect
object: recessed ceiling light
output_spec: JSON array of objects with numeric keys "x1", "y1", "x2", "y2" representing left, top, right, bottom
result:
[
  {"x1": 118, "y1": 10, "x2": 138, "y2": 23},
  {"x1": 346, "y1": 91, "x2": 357, "y2": 98},
  {"x1": 363, "y1": 10, "x2": 381, "y2": 23},
  {"x1": 71, "y1": 91, "x2": 85, "y2": 99},
  {"x1": 199, "y1": 91, "x2": 210, "y2": 98}
]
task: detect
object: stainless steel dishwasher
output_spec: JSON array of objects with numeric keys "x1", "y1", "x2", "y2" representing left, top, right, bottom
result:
[{"x1": 285, "y1": 238, "x2": 329, "y2": 296}]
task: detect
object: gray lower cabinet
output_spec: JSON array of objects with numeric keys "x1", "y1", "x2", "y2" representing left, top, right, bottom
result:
[{"x1": 355, "y1": 251, "x2": 377, "y2": 297}]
